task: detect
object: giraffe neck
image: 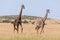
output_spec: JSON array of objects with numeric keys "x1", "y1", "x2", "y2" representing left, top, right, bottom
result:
[
  {"x1": 43, "y1": 12, "x2": 49, "y2": 22},
  {"x1": 18, "y1": 8, "x2": 23, "y2": 20}
]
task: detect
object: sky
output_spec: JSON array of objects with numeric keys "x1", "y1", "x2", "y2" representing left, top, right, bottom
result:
[{"x1": 0, "y1": 0, "x2": 60, "y2": 20}]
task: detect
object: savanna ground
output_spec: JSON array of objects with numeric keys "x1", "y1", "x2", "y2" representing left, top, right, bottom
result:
[{"x1": 0, "y1": 20, "x2": 60, "y2": 40}]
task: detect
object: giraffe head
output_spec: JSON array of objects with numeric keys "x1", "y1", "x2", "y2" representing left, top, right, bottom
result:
[
  {"x1": 21, "y1": 4, "x2": 25, "y2": 9},
  {"x1": 46, "y1": 9, "x2": 50, "y2": 13}
]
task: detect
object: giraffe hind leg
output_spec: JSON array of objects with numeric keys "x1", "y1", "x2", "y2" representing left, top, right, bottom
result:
[
  {"x1": 35, "y1": 26, "x2": 40, "y2": 34},
  {"x1": 13, "y1": 23, "x2": 16, "y2": 33},
  {"x1": 35, "y1": 26, "x2": 38, "y2": 30}
]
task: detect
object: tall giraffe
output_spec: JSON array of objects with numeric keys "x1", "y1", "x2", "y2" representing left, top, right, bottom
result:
[
  {"x1": 35, "y1": 9, "x2": 50, "y2": 34},
  {"x1": 13, "y1": 4, "x2": 25, "y2": 33}
]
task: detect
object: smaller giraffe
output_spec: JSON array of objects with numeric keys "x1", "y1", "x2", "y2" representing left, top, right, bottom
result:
[
  {"x1": 35, "y1": 9, "x2": 50, "y2": 34},
  {"x1": 13, "y1": 4, "x2": 25, "y2": 33}
]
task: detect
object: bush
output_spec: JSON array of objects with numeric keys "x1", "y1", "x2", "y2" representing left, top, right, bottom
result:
[
  {"x1": 31, "y1": 22, "x2": 35, "y2": 24},
  {"x1": 22, "y1": 20, "x2": 29, "y2": 23},
  {"x1": 2, "y1": 20, "x2": 11, "y2": 23}
]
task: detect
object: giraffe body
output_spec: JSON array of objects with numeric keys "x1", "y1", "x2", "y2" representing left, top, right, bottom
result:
[
  {"x1": 35, "y1": 9, "x2": 50, "y2": 34},
  {"x1": 13, "y1": 5, "x2": 25, "y2": 33}
]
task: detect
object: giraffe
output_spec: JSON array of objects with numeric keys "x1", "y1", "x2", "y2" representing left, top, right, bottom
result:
[
  {"x1": 13, "y1": 4, "x2": 25, "y2": 33},
  {"x1": 35, "y1": 9, "x2": 50, "y2": 34}
]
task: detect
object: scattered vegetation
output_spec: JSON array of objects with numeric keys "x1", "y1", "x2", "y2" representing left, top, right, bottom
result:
[
  {"x1": 0, "y1": 15, "x2": 59, "y2": 24},
  {"x1": 0, "y1": 15, "x2": 40, "y2": 23},
  {"x1": 2, "y1": 19, "x2": 11, "y2": 23}
]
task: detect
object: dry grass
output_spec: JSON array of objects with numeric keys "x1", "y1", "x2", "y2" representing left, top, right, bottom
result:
[{"x1": 0, "y1": 20, "x2": 60, "y2": 40}]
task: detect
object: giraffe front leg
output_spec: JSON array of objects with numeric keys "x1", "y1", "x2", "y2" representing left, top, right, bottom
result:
[
  {"x1": 17, "y1": 24, "x2": 19, "y2": 33},
  {"x1": 40, "y1": 25, "x2": 44, "y2": 34}
]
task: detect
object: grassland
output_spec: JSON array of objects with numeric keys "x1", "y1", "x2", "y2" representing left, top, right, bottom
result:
[{"x1": 0, "y1": 15, "x2": 60, "y2": 40}]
